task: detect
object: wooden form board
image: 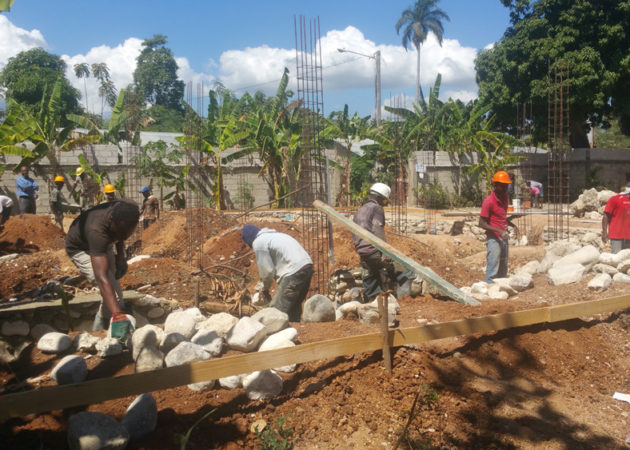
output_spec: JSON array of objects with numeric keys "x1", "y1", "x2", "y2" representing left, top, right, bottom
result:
[
  {"x1": 312, "y1": 200, "x2": 479, "y2": 305},
  {"x1": 2, "y1": 294, "x2": 630, "y2": 420}
]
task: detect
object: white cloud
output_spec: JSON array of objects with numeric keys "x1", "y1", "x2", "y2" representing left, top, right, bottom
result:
[{"x1": 0, "y1": 15, "x2": 47, "y2": 70}]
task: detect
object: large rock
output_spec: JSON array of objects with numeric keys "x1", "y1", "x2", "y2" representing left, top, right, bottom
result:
[
  {"x1": 121, "y1": 393, "x2": 158, "y2": 441},
  {"x1": 592, "y1": 263, "x2": 618, "y2": 276},
  {"x1": 618, "y1": 260, "x2": 630, "y2": 274},
  {"x1": 357, "y1": 304, "x2": 380, "y2": 324},
  {"x1": 538, "y1": 241, "x2": 581, "y2": 273},
  {"x1": 187, "y1": 380, "x2": 216, "y2": 391},
  {"x1": 261, "y1": 327, "x2": 298, "y2": 346},
  {"x1": 219, "y1": 374, "x2": 243, "y2": 390},
  {"x1": 547, "y1": 264, "x2": 586, "y2": 286},
  {"x1": 242, "y1": 370, "x2": 283, "y2": 400},
  {"x1": 552, "y1": 245, "x2": 600, "y2": 270},
  {"x1": 159, "y1": 332, "x2": 187, "y2": 354},
  {"x1": 369, "y1": 294, "x2": 400, "y2": 315},
  {"x1": 598, "y1": 189, "x2": 617, "y2": 205},
  {"x1": 1, "y1": 320, "x2": 29, "y2": 337},
  {"x1": 67, "y1": 411, "x2": 129, "y2": 450},
  {"x1": 226, "y1": 317, "x2": 267, "y2": 352},
  {"x1": 164, "y1": 310, "x2": 199, "y2": 339},
  {"x1": 37, "y1": 332, "x2": 72, "y2": 353},
  {"x1": 259, "y1": 335, "x2": 297, "y2": 373},
  {"x1": 515, "y1": 261, "x2": 540, "y2": 276},
  {"x1": 252, "y1": 308, "x2": 289, "y2": 334},
  {"x1": 96, "y1": 338, "x2": 122, "y2": 358},
  {"x1": 196, "y1": 312, "x2": 239, "y2": 339},
  {"x1": 336, "y1": 301, "x2": 362, "y2": 321},
  {"x1": 508, "y1": 274, "x2": 534, "y2": 292},
  {"x1": 491, "y1": 278, "x2": 518, "y2": 296},
  {"x1": 135, "y1": 346, "x2": 164, "y2": 373},
  {"x1": 471, "y1": 282, "x2": 489, "y2": 295},
  {"x1": 191, "y1": 329, "x2": 223, "y2": 356},
  {"x1": 613, "y1": 273, "x2": 630, "y2": 284},
  {"x1": 131, "y1": 325, "x2": 165, "y2": 360},
  {"x1": 587, "y1": 273, "x2": 612, "y2": 291},
  {"x1": 302, "y1": 295, "x2": 336, "y2": 323},
  {"x1": 74, "y1": 333, "x2": 101, "y2": 353},
  {"x1": 164, "y1": 342, "x2": 210, "y2": 367},
  {"x1": 51, "y1": 355, "x2": 88, "y2": 385},
  {"x1": 487, "y1": 284, "x2": 509, "y2": 300}
]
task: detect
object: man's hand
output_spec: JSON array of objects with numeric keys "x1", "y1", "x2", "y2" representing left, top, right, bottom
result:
[
  {"x1": 115, "y1": 257, "x2": 128, "y2": 279},
  {"x1": 500, "y1": 230, "x2": 509, "y2": 240},
  {"x1": 111, "y1": 312, "x2": 134, "y2": 344}
]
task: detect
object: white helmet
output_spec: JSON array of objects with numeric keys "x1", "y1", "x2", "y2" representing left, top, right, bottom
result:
[{"x1": 370, "y1": 182, "x2": 391, "y2": 200}]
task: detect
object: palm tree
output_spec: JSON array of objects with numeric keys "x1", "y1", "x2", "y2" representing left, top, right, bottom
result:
[
  {"x1": 73, "y1": 63, "x2": 90, "y2": 112},
  {"x1": 91, "y1": 63, "x2": 116, "y2": 121},
  {"x1": 395, "y1": 0, "x2": 449, "y2": 101}
]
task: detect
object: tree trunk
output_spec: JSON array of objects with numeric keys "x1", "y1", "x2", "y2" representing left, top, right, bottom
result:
[{"x1": 416, "y1": 45, "x2": 421, "y2": 102}]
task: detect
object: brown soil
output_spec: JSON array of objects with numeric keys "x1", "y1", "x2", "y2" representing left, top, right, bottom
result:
[
  {"x1": 2, "y1": 209, "x2": 630, "y2": 449},
  {"x1": 0, "y1": 214, "x2": 65, "y2": 255}
]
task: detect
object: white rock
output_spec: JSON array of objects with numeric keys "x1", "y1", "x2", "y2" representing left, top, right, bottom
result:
[
  {"x1": 51, "y1": 355, "x2": 88, "y2": 385},
  {"x1": 164, "y1": 310, "x2": 198, "y2": 339},
  {"x1": 1, "y1": 320, "x2": 29, "y2": 336},
  {"x1": 251, "y1": 308, "x2": 289, "y2": 334},
  {"x1": 30, "y1": 323, "x2": 56, "y2": 340},
  {"x1": 368, "y1": 294, "x2": 400, "y2": 314},
  {"x1": 191, "y1": 329, "x2": 223, "y2": 356},
  {"x1": 133, "y1": 294, "x2": 162, "y2": 307},
  {"x1": 251, "y1": 291, "x2": 269, "y2": 307},
  {"x1": 226, "y1": 317, "x2": 267, "y2": 352},
  {"x1": 135, "y1": 346, "x2": 164, "y2": 373},
  {"x1": 587, "y1": 273, "x2": 612, "y2": 291},
  {"x1": 127, "y1": 254, "x2": 151, "y2": 265},
  {"x1": 617, "y1": 259, "x2": 630, "y2": 274},
  {"x1": 259, "y1": 338, "x2": 296, "y2": 372},
  {"x1": 121, "y1": 393, "x2": 158, "y2": 441},
  {"x1": 492, "y1": 278, "x2": 518, "y2": 296},
  {"x1": 508, "y1": 274, "x2": 534, "y2": 292},
  {"x1": 187, "y1": 380, "x2": 215, "y2": 391},
  {"x1": 302, "y1": 294, "x2": 336, "y2": 322},
  {"x1": 357, "y1": 304, "x2": 380, "y2": 324},
  {"x1": 74, "y1": 333, "x2": 100, "y2": 352},
  {"x1": 164, "y1": 342, "x2": 210, "y2": 367},
  {"x1": 592, "y1": 263, "x2": 618, "y2": 275},
  {"x1": 196, "y1": 313, "x2": 239, "y2": 339},
  {"x1": 516, "y1": 261, "x2": 540, "y2": 276},
  {"x1": 147, "y1": 307, "x2": 165, "y2": 319},
  {"x1": 471, "y1": 282, "x2": 489, "y2": 295},
  {"x1": 242, "y1": 370, "x2": 283, "y2": 400},
  {"x1": 260, "y1": 328, "x2": 298, "y2": 350},
  {"x1": 336, "y1": 301, "x2": 362, "y2": 320},
  {"x1": 68, "y1": 411, "x2": 129, "y2": 450},
  {"x1": 219, "y1": 374, "x2": 243, "y2": 389},
  {"x1": 460, "y1": 286, "x2": 472, "y2": 295},
  {"x1": 96, "y1": 338, "x2": 123, "y2": 357},
  {"x1": 159, "y1": 332, "x2": 187, "y2": 354},
  {"x1": 599, "y1": 252, "x2": 617, "y2": 266},
  {"x1": 37, "y1": 332, "x2": 72, "y2": 353},
  {"x1": 613, "y1": 273, "x2": 630, "y2": 284},
  {"x1": 547, "y1": 264, "x2": 586, "y2": 285},
  {"x1": 131, "y1": 325, "x2": 165, "y2": 361},
  {"x1": 612, "y1": 249, "x2": 630, "y2": 266},
  {"x1": 487, "y1": 284, "x2": 509, "y2": 300},
  {"x1": 538, "y1": 241, "x2": 581, "y2": 273},
  {"x1": 598, "y1": 190, "x2": 617, "y2": 205},
  {"x1": 552, "y1": 245, "x2": 600, "y2": 270}
]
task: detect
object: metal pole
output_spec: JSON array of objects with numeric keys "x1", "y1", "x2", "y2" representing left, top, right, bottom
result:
[{"x1": 375, "y1": 50, "x2": 381, "y2": 126}]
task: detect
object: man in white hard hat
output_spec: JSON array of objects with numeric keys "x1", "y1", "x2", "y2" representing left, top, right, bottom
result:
[{"x1": 352, "y1": 182, "x2": 397, "y2": 300}]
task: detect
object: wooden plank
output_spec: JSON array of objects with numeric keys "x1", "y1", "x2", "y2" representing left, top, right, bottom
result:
[
  {"x1": 312, "y1": 200, "x2": 480, "y2": 305},
  {"x1": 2, "y1": 294, "x2": 630, "y2": 421}
]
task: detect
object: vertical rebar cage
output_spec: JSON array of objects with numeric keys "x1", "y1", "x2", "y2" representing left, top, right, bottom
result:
[
  {"x1": 516, "y1": 102, "x2": 533, "y2": 243},
  {"x1": 547, "y1": 59, "x2": 571, "y2": 241},
  {"x1": 294, "y1": 15, "x2": 331, "y2": 295},
  {"x1": 389, "y1": 94, "x2": 408, "y2": 235}
]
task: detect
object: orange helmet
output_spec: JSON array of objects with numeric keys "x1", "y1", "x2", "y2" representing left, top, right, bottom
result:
[
  {"x1": 492, "y1": 171, "x2": 511, "y2": 184},
  {"x1": 54, "y1": 175, "x2": 65, "y2": 183},
  {"x1": 104, "y1": 184, "x2": 116, "y2": 194}
]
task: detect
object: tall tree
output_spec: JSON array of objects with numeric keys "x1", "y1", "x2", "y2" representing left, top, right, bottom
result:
[
  {"x1": 0, "y1": 48, "x2": 81, "y2": 118},
  {"x1": 395, "y1": 0, "x2": 449, "y2": 101},
  {"x1": 133, "y1": 34, "x2": 185, "y2": 111},
  {"x1": 73, "y1": 63, "x2": 90, "y2": 112},
  {"x1": 91, "y1": 62, "x2": 117, "y2": 120},
  {"x1": 476, "y1": 0, "x2": 630, "y2": 146}
]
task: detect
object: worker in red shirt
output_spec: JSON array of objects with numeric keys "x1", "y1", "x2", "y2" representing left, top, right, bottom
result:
[
  {"x1": 602, "y1": 183, "x2": 630, "y2": 253},
  {"x1": 479, "y1": 171, "x2": 520, "y2": 283}
]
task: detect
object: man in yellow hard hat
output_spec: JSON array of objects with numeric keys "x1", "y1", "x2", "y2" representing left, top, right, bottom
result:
[
  {"x1": 479, "y1": 171, "x2": 520, "y2": 283},
  {"x1": 70, "y1": 167, "x2": 98, "y2": 210},
  {"x1": 50, "y1": 175, "x2": 67, "y2": 231},
  {"x1": 104, "y1": 184, "x2": 116, "y2": 202}
]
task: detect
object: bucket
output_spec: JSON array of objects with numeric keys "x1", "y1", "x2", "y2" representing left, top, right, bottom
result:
[
  {"x1": 507, "y1": 205, "x2": 514, "y2": 212},
  {"x1": 523, "y1": 201, "x2": 531, "y2": 209}
]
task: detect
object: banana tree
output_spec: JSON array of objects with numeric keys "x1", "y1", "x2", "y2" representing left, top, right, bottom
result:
[
  {"x1": 0, "y1": 77, "x2": 99, "y2": 175},
  {"x1": 467, "y1": 127, "x2": 521, "y2": 193}
]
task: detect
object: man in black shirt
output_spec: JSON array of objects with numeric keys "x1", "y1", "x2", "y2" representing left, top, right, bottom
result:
[{"x1": 65, "y1": 200, "x2": 139, "y2": 341}]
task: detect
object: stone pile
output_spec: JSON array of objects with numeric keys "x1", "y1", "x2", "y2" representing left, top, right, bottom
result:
[{"x1": 569, "y1": 188, "x2": 616, "y2": 218}]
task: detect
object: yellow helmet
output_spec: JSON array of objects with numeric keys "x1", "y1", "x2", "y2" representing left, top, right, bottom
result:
[
  {"x1": 76, "y1": 167, "x2": 85, "y2": 176},
  {"x1": 104, "y1": 184, "x2": 116, "y2": 194},
  {"x1": 54, "y1": 175, "x2": 65, "y2": 183}
]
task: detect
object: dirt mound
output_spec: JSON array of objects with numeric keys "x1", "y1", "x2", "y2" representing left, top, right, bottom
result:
[{"x1": 0, "y1": 215, "x2": 65, "y2": 255}]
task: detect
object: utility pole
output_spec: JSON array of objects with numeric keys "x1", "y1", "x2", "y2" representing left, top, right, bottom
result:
[{"x1": 338, "y1": 48, "x2": 382, "y2": 126}]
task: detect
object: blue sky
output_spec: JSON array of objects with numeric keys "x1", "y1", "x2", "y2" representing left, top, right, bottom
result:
[{"x1": 1, "y1": 0, "x2": 511, "y2": 119}]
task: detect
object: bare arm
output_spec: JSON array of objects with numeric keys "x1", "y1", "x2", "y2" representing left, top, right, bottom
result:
[
  {"x1": 91, "y1": 255, "x2": 122, "y2": 316},
  {"x1": 479, "y1": 216, "x2": 508, "y2": 240},
  {"x1": 602, "y1": 212, "x2": 610, "y2": 243}
]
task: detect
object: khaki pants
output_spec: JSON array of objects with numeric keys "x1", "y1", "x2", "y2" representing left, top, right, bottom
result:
[{"x1": 69, "y1": 248, "x2": 124, "y2": 330}]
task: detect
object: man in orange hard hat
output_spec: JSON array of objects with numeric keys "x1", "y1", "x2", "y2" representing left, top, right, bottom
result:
[{"x1": 479, "y1": 171, "x2": 520, "y2": 283}]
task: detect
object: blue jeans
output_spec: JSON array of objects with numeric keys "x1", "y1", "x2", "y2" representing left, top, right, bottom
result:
[
  {"x1": 486, "y1": 236, "x2": 508, "y2": 283},
  {"x1": 610, "y1": 239, "x2": 630, "y2": 254}
]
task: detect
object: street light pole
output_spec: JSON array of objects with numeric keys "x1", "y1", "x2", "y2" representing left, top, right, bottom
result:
[{"x1": 338, "y1": 48, "x2": 381, "y2": 126}]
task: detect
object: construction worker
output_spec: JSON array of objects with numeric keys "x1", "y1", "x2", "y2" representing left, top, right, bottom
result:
[
  {"x1": 139, "y1": 186, "x2": 159, "y2": 229},
  {"x1": 352, "y1": 182, "x2": 397, "y2": 301},
  {"x1": 50, "y1": 176, "x2": 68, "y2": 232},
  {"x1": 241, "y1": 224, "x2": 314, "y2": 322},
  {"x1": 479, "y1": 171, "x2": 520, "y2": 283},
  {"x1": 70, "y1": 167, "x2": 98, "y2": 210},
  {"x1": 602, "y1": 182, "x2": 630, "y2": 254},
  {"x1": 15, "y1": 166, "x2": 39, "y2": 214},
  {"x1": 0, "y1": 195, "x2": 13, "y2": 226},
  {"x1": 65, "y1": 200, "x2": 139, "y2": 340},
  {"x1": 104, "y1": 184, "x2": 116, "y2": 202}
]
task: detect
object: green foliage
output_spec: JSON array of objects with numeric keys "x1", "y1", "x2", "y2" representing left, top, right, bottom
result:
[
  {"x1": 143, "y1": 104, "x2": 185, "y2": 132},
  {"x1": 476, "y1": 0, "x2": 630, "y2": 144},
  {"x1": 133, "y1": 34, "x2": 185, "y2": 110},
  {"x1": 254, "y1": 415, "x2": 294, "y2": 450},
  {"x1": 596, "y1": 118, "x2": 630, "y2": 149},
  {"x1": 416, "y1": 179, "x2": 450, "y2": 209},
  {"x1": 396, "y1": 384, "x2": 440, "y2": 450},
  {"x1": 0, "y1": 48, "x2": 81, "y2": 118},
  {"x1": 173, "y1": 407, "x2": 216, "y2": 450},
  {"x1": 235, "y1": 182, "x2": 255, "y2": 209}
]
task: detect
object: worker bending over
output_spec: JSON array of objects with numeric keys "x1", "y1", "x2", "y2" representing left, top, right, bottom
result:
[{"x1": 241, "y1": 224, "x2": 313, "y2": 322}]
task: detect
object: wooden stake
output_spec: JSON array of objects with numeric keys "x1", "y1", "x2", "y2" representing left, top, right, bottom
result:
[
  {"x1": 378, "y1": 293, "x2": 392, "y2": 372},
  {"x1": 194, "y1": 279, "x2": 200, "y2": 307}
]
